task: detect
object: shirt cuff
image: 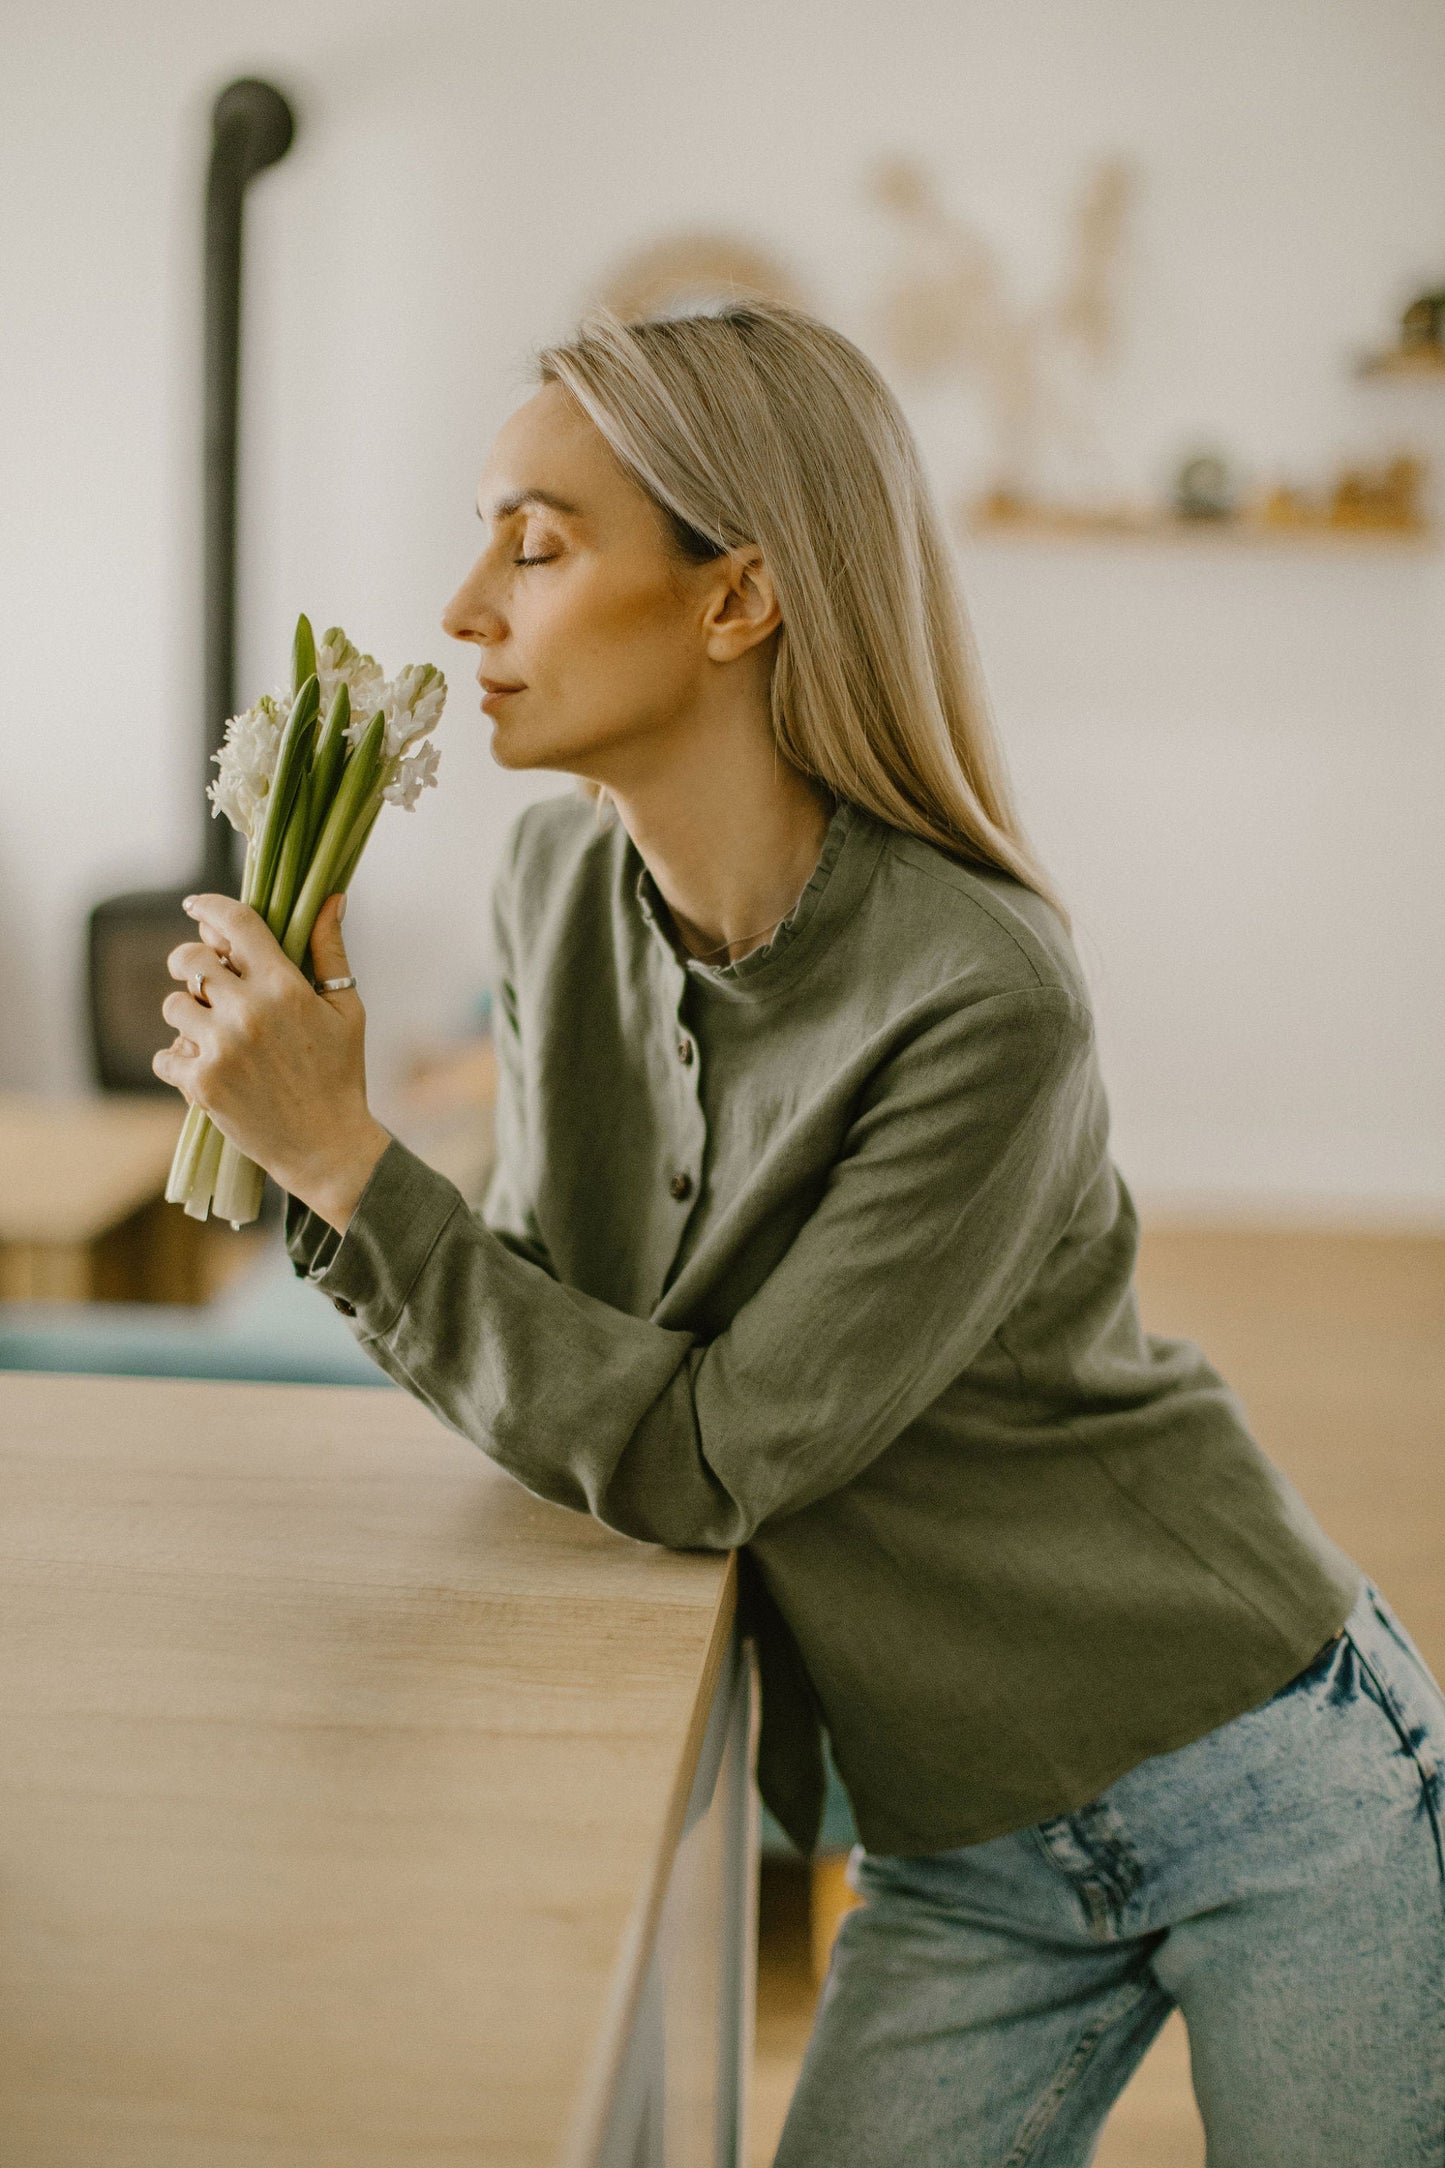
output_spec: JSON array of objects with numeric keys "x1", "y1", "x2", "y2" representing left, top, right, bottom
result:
[{"x1": 283, "y1": 1135, "x2": 465, "y2": 1331}]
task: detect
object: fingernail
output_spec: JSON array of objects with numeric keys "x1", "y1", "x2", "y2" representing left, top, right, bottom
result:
[
  {"x1": 182, "y1": 895, "x2": 197, "y2": 912},
  {"x1": 337, "y1": 894, "x2": 347, "y2": 924}
]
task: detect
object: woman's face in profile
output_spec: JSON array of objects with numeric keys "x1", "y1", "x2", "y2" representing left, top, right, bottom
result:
[{"x1": 442, "y1": 381, "x2": 716, "y2": 783}]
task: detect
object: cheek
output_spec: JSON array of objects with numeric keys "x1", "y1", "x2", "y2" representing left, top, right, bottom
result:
[{"x1": 537, "y1": 565, "x2": 691, "y2": 692}]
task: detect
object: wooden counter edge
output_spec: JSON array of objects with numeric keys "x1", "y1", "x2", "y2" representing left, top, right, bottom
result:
[{"x1": 560, "y1": 1548, "x2": 741, "y2": 2168}]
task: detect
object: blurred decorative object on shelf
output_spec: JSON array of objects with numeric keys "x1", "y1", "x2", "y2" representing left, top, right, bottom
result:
[
  {"x1": 866, "y1": 151, "x2": 1136, "y2": 499},
  {"x1": 961, "y1": 454, "x2": 1433, "y2": 546},
  {"x1": 1356, "y1": 282, "x2": 1445, "y2": 376},
  {"x1": 1254, "y1": 482, "x2": 1317, "y2": 529},
  {"x1": 1356, "y1": 346, "x2": 1445, "y2": 379},
  {"x1": 591, "y1": 231, "x2": 806, "y2": 319},
  {"x1": 1172, "y1": 450, "x2": 1238, "y2": 521},
  {"x1": 1328, "y1": 453, "x2": 1428, "y2": 528},
  {"x1": 1400, "y1": 288, "x2": 1445, "y2": 349},
  {"x1": 1247, "y1": 455, "x2": 1427, "y2": 532}
]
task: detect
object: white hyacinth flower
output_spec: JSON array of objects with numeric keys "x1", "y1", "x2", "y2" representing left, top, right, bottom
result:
[
  {"x1": 381, "y1": 735, "x2": 441, "y2": 810},
  {"x1": 175, "y1": 609, "x2": 449, "y2": 1239},
  {"x1": 378, "y1": 661, "x2": 447, "y2": 759},
  {"x1": 207, "y1": 689, "x2": 287, "y2": 840},
  {"x1": 319, "y1": 626, "x2": 384, "y2": 740}
]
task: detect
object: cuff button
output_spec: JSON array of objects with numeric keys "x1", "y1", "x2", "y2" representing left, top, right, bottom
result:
[{"x1": 332, "y1": 1296, "x2": 357, "y2": 1316}]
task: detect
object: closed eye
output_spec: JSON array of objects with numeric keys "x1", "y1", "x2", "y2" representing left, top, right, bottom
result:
[{"x1": 513, "y1": 553, "x2": 558, "y2": 567}]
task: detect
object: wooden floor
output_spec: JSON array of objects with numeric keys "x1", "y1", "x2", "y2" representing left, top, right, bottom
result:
[{"x1": 747, "y1": 1223, "x2": 1445, "y2": 2167}]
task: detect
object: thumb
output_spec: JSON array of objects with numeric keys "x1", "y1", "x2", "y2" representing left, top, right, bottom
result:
[{"x1": 309, "y1": 893, "x2": 354, "y2": 994}]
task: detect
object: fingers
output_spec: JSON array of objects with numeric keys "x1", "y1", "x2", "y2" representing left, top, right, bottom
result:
[
  {"x1": 309, "y1": 894, "x2": 358, "y2": 1003},
  {"x1": 161, "y1": 987, "x2": 219, "y2": 1037},
  {"x1": 181, "y1": 893, "x2": 284, "y2": 977},
  {"x1": 152, "y1": 1032, "x2": 200, "y2": 1098},
  {"x1": 165, "y1": 939, "x2": 242, "y2": 1001}
]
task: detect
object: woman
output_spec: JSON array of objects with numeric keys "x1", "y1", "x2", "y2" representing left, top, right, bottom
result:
[{"x1": 157, "y1": 301, "x2": 1445, "y2": 2165}]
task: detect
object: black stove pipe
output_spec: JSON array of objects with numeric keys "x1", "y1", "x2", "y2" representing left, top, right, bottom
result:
[
  {"x1": 201, "y1": 78, "x2": 295, "y2": 889},
  {"x1": 86, "y1": 77, "x2": 296, "y2": 1091}
]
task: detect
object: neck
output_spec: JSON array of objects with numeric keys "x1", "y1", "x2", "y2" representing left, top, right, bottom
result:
[{"x1": 584, "y1": 697, "x2": 834, "y2": 966}]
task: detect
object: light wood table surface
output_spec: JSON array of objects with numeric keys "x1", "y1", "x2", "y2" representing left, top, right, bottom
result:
[
  {"x1": 0, "y1": 1371, "x2": 754, "y2": 2166},
  {"x1": 0, "y1": 1094, "x2": 206, "y2": 1303}
]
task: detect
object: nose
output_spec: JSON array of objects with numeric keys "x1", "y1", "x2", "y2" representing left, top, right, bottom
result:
[{"x1": 441, "y1": 554, "x2": 506, "y2": 645}]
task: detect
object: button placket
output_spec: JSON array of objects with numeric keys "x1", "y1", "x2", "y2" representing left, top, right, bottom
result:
[{"x1": 666, "y1": 996, "x2": 705, "y2": 1220}]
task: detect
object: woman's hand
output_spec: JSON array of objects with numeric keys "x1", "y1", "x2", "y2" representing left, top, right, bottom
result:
[{"x1": 154, "y1": 892, "x2": 391, "y2": 1233}]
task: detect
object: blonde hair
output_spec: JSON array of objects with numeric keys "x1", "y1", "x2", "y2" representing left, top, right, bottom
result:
[{"x1": 534, "y1": 300, "x2": 1070, "y2": 933}]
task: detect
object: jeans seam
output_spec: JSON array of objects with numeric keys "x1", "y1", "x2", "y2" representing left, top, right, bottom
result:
[
  {"x1": 1345, "y1": 1629, "x2": 1445, "y2": 1903},
  {"x1": 1032, "y1": 1808, "x2": 1145, "y2": 1939},
  {"x1": 999, "y1": 1978, "x2": 1153, "y2": 2168}
]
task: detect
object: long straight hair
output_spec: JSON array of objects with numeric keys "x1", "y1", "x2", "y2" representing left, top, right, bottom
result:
[{"x1": 534, "y1": 300, "x2": 1071, "y2": 933}]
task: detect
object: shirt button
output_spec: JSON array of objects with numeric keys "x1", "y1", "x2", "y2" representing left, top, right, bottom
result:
[
  {"x1": 676, "y1": 1037, "x2": 694, "y2": 1065},
  {"x1": 332, "y1": 1296, "x2": 357, "y2": 1316},
  {"x1": 669, "y1": 1172, "x2": 694, "y2": 1201}
]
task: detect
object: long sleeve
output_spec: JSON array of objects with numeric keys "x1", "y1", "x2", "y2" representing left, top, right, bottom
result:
[
  {"x1": 287, "y1": 808, "x2": 552, "y2": 1282},
  {"x1": 287, "y1": 981, "x2": 1097, "y2": 1552},
  {"x1": 474, "y1": 811, "x2": 556, "y2": 1277}
]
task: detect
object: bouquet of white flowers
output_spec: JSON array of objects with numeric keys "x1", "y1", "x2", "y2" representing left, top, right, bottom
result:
[{"x1": 165, "y1": 613, "x2": 446, "y2": 1227}]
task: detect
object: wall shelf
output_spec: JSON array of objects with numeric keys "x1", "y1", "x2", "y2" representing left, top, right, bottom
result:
[{"x1": 959, "y1": 510, "x2": 1436, "y2": 550}]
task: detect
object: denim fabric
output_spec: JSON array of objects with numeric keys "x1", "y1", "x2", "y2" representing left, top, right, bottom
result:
[{"x1": 773, "y1": 1577, "x2": 1445, "y2": 2167}]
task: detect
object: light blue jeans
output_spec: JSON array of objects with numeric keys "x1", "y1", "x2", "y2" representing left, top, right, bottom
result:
[{"x1": 773, "y1": 1576, "x2": 1445, "y2": 2166}]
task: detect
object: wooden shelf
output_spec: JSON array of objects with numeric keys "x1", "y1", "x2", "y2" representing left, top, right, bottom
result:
[{"x1": 960, "y1": 510, "x2": 1436, "y2": 550}]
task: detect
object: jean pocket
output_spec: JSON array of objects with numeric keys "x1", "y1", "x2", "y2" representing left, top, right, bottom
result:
[{"x1": 1258, "y1": 1623, "x2": 1350, "y2": 1710}]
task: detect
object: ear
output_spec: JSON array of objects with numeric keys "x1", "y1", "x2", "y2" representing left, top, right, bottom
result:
[{"x1": 701, "y1": 545, "x2": 781, "y2": 664}]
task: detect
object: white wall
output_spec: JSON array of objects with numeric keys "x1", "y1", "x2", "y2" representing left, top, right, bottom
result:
[{"x1": 4, "y1": 0, "x2": 1443, "y2": 1222}]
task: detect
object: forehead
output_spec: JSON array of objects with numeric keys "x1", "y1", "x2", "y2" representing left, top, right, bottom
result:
[{"x1": 477, "y1": 382, "x2": 628, "y2": 521}]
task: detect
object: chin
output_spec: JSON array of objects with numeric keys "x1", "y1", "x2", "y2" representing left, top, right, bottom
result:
[
  {"x1": 489, "y1": 718, "x2": 557, "y2": 772},
  {"x1": 489, "y1": 709, "x2": 631, "y2": 778}
]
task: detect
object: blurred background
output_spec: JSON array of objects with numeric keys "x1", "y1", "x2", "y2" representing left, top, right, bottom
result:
[{"x1": 4, "y1": 4, "x2": 1442, "y2": 2161}]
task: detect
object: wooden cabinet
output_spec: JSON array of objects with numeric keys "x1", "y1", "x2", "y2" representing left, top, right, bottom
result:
[{"x1": 0, "y1": 1094, "x2": 213, "y2": 1303}]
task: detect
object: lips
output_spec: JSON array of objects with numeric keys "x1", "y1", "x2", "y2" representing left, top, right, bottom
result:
[{"x1": 479, "y1": 677, "x2": 525, "y2": 712}]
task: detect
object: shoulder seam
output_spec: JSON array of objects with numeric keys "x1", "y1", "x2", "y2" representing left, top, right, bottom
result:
[
  {"x1": 879, "y1": 836, "x2": 1053, "y2": 988},
  {"x1": 940, "y1": 980, "x2": 1092, "y2": 1039}
]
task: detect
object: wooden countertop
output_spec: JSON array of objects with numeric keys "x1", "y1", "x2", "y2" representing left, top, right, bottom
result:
[
  {"x1": 0, "y1": 1372, "x2": 736, "y2": 2165},
  {"x1": 0, "y1": 1093, "x2": 184, "y2": 1243}
]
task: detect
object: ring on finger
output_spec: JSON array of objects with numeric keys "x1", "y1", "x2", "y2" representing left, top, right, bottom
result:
[{"x1": 190, "y1": 970, "x2": 209, "y2": 1006}]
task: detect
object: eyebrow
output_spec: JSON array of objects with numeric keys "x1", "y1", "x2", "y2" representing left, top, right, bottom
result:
[{"x1": 477, "y1": 487, "x2": 583, "y2": 522}]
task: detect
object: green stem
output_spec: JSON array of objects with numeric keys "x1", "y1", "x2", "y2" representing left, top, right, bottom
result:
[
  {"x1": 280, "y1": 715, "x2": 386, "y2": 966},
  {"x1": 183, "y1": 1120, "x2": 225, "y2": 1221},
  {"x1": 164, "y1": 1101, "x2": 209, "y2": 1204},
  {"x1": 249, "y1": 675, "x2": 320, "y2": 921},
  {"x1": 211, "y1": 1139, "x2": 266, "y2": 1227},
  {"x1": 329, "y1": 791, "x2": 384, "y2": 897},
  {"x1": 265, "y1": 769, "x2": 313, "y2": 942},
  {"x1": 304, "y1": 684, "x2": 351, "y2": 863}
]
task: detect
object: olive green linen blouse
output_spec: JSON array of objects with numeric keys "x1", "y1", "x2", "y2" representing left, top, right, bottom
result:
[{"x1": 286, "y1": 789, "x2": 1362, "y2": 1859}]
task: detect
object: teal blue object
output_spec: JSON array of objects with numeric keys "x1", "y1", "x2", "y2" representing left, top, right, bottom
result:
[
  {"x1": 0, "y1": 1237, "x2": 388, "y2": 1387},
  {"x1": 758, "y1": 1733, "x2": 859, "y2": 1859}
]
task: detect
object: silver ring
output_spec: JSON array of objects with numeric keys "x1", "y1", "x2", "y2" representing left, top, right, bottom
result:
[
  {"x1": 318, "y1": 975, "x2": 357, "y2": 994},
  {"x1": 190, "y1": 971, "x2": 209, "y2": 1005}
]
